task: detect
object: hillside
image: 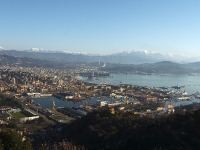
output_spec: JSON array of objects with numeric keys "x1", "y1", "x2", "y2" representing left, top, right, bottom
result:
[
  {"x1": 102, "y1": 61, "x2": 195, "y2": 75},
  {"x1": 0, "y1": 50, "x2": 92, "y2": 63},
  {"x1": 0, "y1": 55, "x2": 69, "y2": 69},
  {"x1": 0, "y1": 54, "x2": 199, "y2": 75},
  {"x1": 62, "y1": 109, "x2": 200, "y2": 150}
]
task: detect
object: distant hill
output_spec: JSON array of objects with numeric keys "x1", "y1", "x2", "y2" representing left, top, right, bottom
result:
[
  {"x1": 101, "y1": 61, "x2": 197, "y2": 75},
  {"x1": 0, "y1": 50, "x2": 91, "y2": 63},
  {"x1": 139, "y1": 61, "x2": 192, "y2": 74},
  {"x1": 184, "y1": 62, "x2": 200, "y2": 70},
  {"x1": 0, "y1": 55, "x2": 69, "y2": 68},
  {"x1": 0, "y1": 54, "x2": 200, "y2": 75}
]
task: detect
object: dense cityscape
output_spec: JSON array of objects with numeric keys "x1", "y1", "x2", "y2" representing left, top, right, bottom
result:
[{"x1": 0, "y1": 64, "x2": 200, "y2": 149}]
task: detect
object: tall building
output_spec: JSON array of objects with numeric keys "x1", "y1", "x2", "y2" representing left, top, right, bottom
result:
[
  {"x1": 12, "y1": 78, "x2": 16, "y2": 85},
  {"x1": 58, "y1": 79, "x2": 63, "y2": 86}
]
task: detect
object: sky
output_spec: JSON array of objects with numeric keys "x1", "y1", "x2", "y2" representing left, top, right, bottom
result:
[{"x1": 0, "y1": 0, "x2": 200, "y2": 56}]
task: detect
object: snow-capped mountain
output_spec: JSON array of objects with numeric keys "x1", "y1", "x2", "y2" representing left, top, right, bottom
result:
[
  {"x1": 0, "y1": 48, "x2": 200, "y2": 64},
  {"x1": 111, "y1": 50, "x2": 197, "y2": 63},
  {"x1": 113, "y1": 50, "x2": 168, "y2": 56},
  {"x1": 22, "y1": 48, "x2": 195, "y2": 62},
  {"x1": 25, "y1": 48, "x2": 62, "y2": 53},
  {"x1": 0, "y1": 46, "x2": 4, "y2": 50},
  {"x1": 62, "y1": 50, "x2": 99, "y2": 56},
  {"x1": 25, "y1": 48, "x2": 99, "y2": 56}
]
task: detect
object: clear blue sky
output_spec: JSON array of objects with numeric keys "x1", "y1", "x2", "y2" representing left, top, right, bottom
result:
[{"x1": 0, "y1": 0, "x2": 200, "y2": 56}]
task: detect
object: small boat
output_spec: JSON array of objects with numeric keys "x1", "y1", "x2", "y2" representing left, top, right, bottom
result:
[
  {"x1": 35, "y1": 103, "x2": 40, "y2": 106},
  {"x1": 71, "y1": 97, "x2": 86, "y2": 101}
]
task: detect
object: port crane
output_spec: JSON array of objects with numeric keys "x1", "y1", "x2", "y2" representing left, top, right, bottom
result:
[
  {"x1": 52, "y1": 98, "x2": 55, "y2": 110},
  {"x1": 85, "y1": 95, "x2": 91, "y2": 109},
  {"x1": 100, "y1": 90, "x2": 102, "y2": 99},
  {"x1": 110, "y1": 93, "x2": 115, "y2": 103},
  {"x1": 5, "y1": 111, "x2": 12, "y2": 120},
  {"x1": 125, "y1": 95, "x2": 129, "y2": 104}
]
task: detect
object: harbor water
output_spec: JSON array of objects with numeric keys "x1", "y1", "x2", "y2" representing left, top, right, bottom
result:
[
  {"x1": 34, "y1": 73, "x2": 200, "y2": 109},
  {"x1": 33, "y1": 97, "x2": 116, "y2": 109},
  {"x1": 83, "y1": 73, "x2": 200, "y2": 95}
]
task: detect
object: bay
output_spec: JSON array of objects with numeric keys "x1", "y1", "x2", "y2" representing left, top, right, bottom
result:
[
  {"x1": 83, "y1": 74, "x2": 200, "y2": 94},
  {"x1": 34, "y1": 74, "x2": 200, "y2": 109}
]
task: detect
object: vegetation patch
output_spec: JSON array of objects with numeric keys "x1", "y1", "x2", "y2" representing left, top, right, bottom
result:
[
  {"x1": 62, "y1": 108, "x2": 200, "y2": 150},
  {"x1": 0, "y1": 94, "x2": 21, "y2": 107},
  {"x1": 11, "y1": 112, "x2": 27, "y2": 118}
]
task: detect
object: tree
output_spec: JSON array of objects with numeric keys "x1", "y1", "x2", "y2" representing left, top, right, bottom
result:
[{"x1": 0, "y1": 129, "x2": 32, "y2": 150}]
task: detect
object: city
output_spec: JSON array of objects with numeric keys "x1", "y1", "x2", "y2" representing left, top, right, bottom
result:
[
  {"x1": 1, "y1": 0, "x2": 200, "y2": 149},
  {"x1": 0, "y1": 65, "x2": 200, "y2": 149}
]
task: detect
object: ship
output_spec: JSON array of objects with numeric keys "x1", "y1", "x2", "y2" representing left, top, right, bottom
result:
[
  {"x1": 70, "y1": 96, "x2": 86, "y2": 101},
  {"x1": 53, "y1": 92, "x2": 85, "y2": 102},
  {"x1": 53, "y1": 92, "x2": 74, "y2": 100},
  {"x1": 27, "y1": 92, "x2": 41, "y2": 98},
  {"x1": 69, "y1": 93, "x2": 85, "y2": 101},
  {"x1": 35, "y1": 103, "x2": 40, "y2": 106}
]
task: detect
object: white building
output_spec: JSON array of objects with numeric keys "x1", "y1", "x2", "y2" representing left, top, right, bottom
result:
[{"x1": 96, "y1": 100, "x2": 108, "y2": 107}]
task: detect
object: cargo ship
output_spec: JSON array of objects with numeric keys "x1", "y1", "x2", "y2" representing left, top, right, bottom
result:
[
  {"x1": 70, "y1": 96, "x2": 86, "y2": 102},
  {"x1": 53, "y1": 92, "x2": 74, "y2": 100},
  {"x1": 53, "y1": 92, "x2": 85, "y2": 102}
]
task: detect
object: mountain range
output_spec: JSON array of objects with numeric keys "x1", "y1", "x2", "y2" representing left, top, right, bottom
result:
[
  {"x1": 0, "y1": 49, "x2": 199, "y2": 64},
  {"x1": 1, "y1": 54, "x2": 200, "y2": 75}
]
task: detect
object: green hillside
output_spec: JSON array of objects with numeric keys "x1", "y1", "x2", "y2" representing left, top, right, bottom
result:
[{"x1": 62, "y1": 108, "x2": 200, "y2": 150}]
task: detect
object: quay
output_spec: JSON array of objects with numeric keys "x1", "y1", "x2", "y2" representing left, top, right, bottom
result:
[{"x1": 78, "y1": 71, "x2": 111, "y2": 78}]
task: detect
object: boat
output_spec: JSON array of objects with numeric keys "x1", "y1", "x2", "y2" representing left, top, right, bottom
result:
[
  {"x1": 53, "y1": 92, "x2": 74, "y2": 100},
  {"x1": 182, "y1": 91, "x2": 188, "y2": 96},
  {"x1": 27, "y1": 92, "x2": 41, "y2": 98},
  {"x1": 70, "y1": 96, "x2": 86, "y2": 102},
  {"x1": 35, "y1": 103, "x2": 40, "y2": 106},
  {"x1": 96, "y1": 100, "x2": 108, "y2": 107},
  {"x1": 108, "y1": 101, "x2": 122, "y2": 107}
]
